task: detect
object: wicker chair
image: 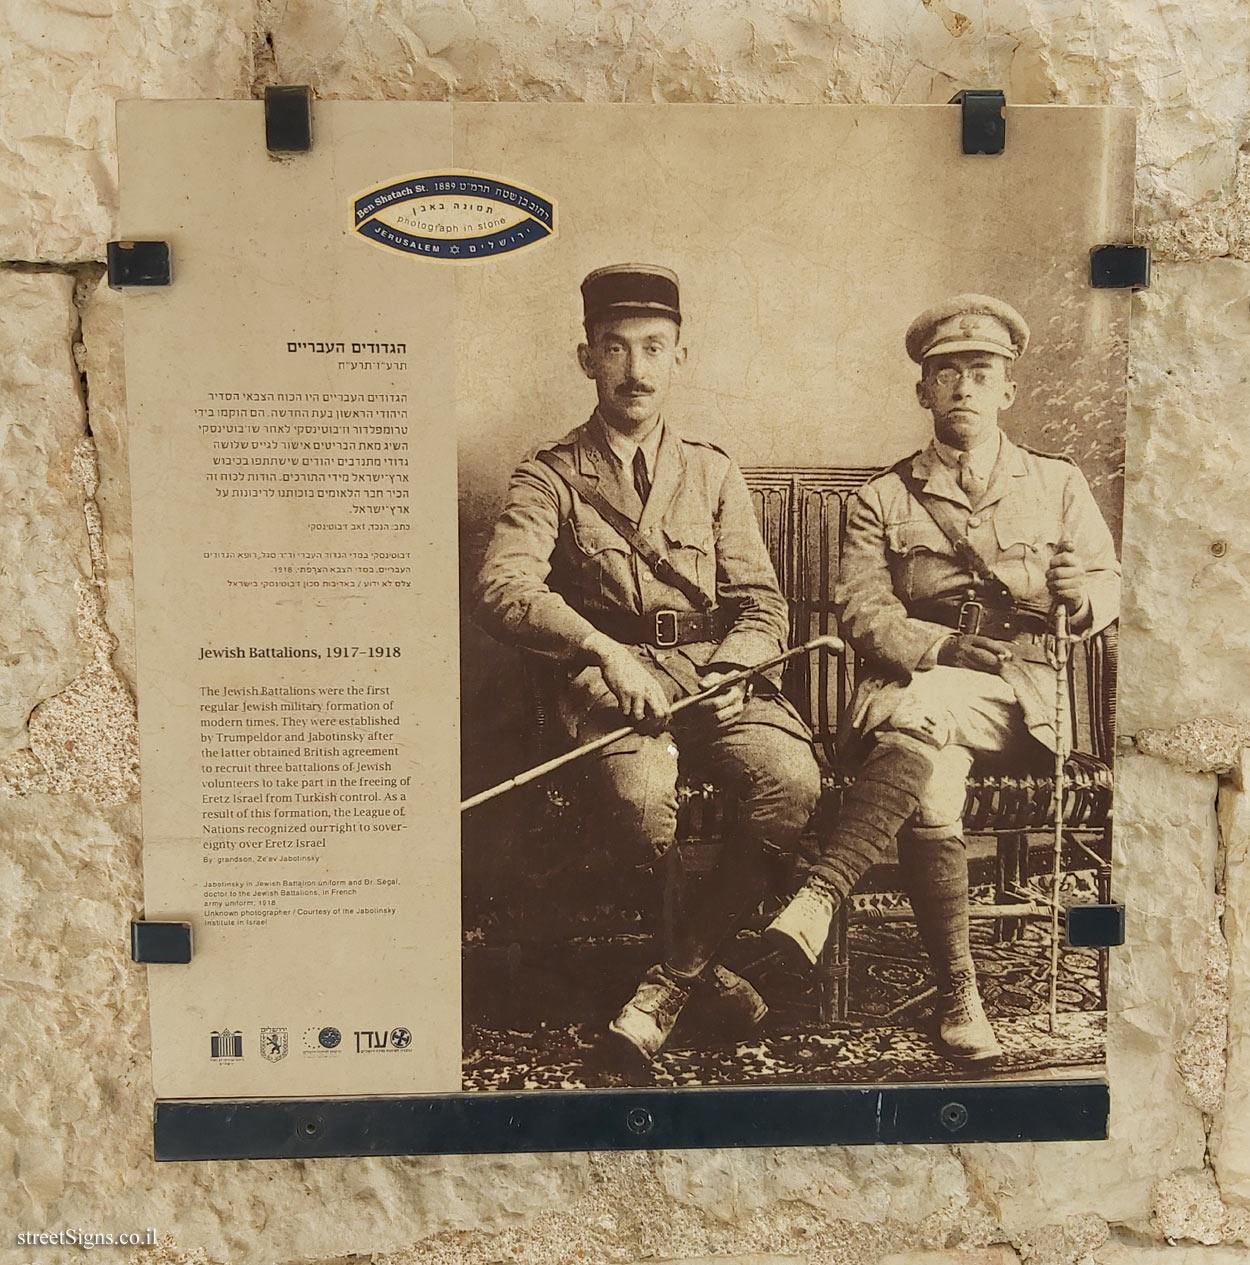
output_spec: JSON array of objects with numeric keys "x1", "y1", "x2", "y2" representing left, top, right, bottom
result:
[
  {"x1": 524, "y1": 465, "x2": 1116, "y2": 1022},
  {"x1": 742, "y1": 467, "x2": 1114, "y2": 1019}
]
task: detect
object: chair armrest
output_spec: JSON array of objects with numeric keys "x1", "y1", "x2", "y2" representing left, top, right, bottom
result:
[
  {"x1": 1083, "y1": 622, "x2": 1118, "y2": 764},
  {"x1": 519, "y1": 653, "x2": 567, "y2": 762}
]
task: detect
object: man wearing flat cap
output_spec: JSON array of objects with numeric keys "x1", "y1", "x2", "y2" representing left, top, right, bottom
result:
[
  {"x1": 764, "y1": 294, "x2": 1120, "y2": 1062},
  {"x1": 476, "y1": 264, "x2": 820, "y2": 1063}
]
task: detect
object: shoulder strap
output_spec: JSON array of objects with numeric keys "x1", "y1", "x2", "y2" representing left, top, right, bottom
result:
[
  {"x1": 1017, "y1": 442, "x2": 1075, "y2": 465},
  {"x1": 892, "y1": 458, "x2": 1016, "y2": 609},
  {"x1": 535, "y1": 449, "x2": 713, "y2": 612}
]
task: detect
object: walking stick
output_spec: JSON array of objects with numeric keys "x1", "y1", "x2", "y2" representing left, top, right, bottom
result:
[
  {"x1": 1047, "y1": 603, "x2": 1071, "y2": 1034},
  {"x1": 461, "y1": 634, "x2": 843, "y2": 812}
]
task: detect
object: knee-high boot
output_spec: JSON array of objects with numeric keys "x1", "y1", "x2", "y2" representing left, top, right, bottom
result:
[
  {"x1": 896, "y1": 829, "x2": 1002, "y2": 1061},
  {"x1": 666, "y1": 838, "x2": 772, "y2": 1021},
  {"x1": 665, "y1": 842, "x2": 768, "y2": 971},
  {"x1": 609, "y1": 839, "x2": 771, "y2": 1062},
  {"x1": 765, "y1": 739, "x2": 935, "y2": 965}
]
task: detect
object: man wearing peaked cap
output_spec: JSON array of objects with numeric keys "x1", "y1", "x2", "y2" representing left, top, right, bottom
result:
[
  {"x1": 764, "y1": 293, "x2": 1120, "y2": 1063},
  {"x1": 904, "y1": 293, "x2": 1030, "y2": 364},
  {"x1": 476, "y1": 263, "x2": 820, "y2": 1066},
  {"x1": 581, "y1": 263, "x2": 684, "y2": 326}
]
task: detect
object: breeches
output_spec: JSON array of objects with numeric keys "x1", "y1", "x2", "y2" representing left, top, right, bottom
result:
[
  {"x1": 567, "y1": 694, "x2": 821, "y2": 869},
  {"x1": 871, "y1": 666, "x2": 1039, "y2": 837}
]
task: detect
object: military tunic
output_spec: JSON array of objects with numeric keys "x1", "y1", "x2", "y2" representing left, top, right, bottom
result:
[
  {"x1": 837, "y1": 434, "x2": 1119, "y2": 827},
  {"x1": 477, "y1": 413, "x2": 818, "y2": 866}
]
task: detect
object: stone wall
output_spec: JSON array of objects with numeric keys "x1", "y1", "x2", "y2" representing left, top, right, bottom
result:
[{"x1": 2, "y1": 3, "x2": 1249, "y2": 1263}]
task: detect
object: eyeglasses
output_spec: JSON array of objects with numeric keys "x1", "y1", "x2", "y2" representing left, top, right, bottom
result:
[{"x1": 930, "y1": 366, "x2": 1001, "y2": 388}]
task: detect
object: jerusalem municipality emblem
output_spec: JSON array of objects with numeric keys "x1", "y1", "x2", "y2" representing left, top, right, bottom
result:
[
  {"x1": 353, "y1": 172, "x2": 555, "y2": 261},
  {"x1": 260, "y1": 1027, "x2": 289, "y2": 1062}
]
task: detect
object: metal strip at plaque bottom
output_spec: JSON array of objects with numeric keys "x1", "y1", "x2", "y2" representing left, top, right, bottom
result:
[{"x1": 154, "y1": 1080, "x2": 1108, "y2": 1160}]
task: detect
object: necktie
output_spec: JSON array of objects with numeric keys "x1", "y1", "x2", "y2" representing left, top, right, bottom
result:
[
  {"x1": 957, "y1": 452, "x2": 985, "y2": 506},
  {"x1": 632, "y1": 447, "x2": 652, "y2": 508}
]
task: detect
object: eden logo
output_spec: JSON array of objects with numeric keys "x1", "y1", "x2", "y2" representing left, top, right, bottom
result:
[{"x1": 355, "y1": 1027, "x2": 413, "y2": 1052}]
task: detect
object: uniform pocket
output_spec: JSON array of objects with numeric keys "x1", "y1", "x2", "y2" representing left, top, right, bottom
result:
[
  {"x1": 570, "y1": 517, "x2": 629, "y2": 558},
  {"x1": 993, "y1": 514, "x2": 1047, "y2": 598},
  {"x1": 662, "y1": 519, "x2": 713, "y2": 553},
  {"x1": 885, "y1": 518, "x2": 948, "y2": 557},
  {"x1": 661, "y1": 518, "x2": 713, "y2": 594},
  {"x1": 567, "y1": 516, "x2": 633, "y2": 608},
  {"x1": 883, "y1": 518, "x2": 955, "y2": 605},
  {"x1": 992, "y1": 513, "x2": 1050, "y2": 557}
]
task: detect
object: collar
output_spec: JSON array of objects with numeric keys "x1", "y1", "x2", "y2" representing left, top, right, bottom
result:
[
  {"x1": 933, "y1": 429, "x2": 1002, "y2": 483},
  {"x1": 594, "y1": 412, "x2": 665, "y2": 478},
  {"x1": 912, "y1": 430, "x2": 1026, "y2": 511}
]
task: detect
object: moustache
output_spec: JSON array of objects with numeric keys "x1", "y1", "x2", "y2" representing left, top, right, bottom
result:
[{"x1": 617, "y1": 382, "x2": 654, "y2": 396}]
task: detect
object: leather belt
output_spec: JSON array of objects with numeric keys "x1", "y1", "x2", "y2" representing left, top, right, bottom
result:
[
  {"x1": 909, "y1": 593, "x2": 1051, "y2": 642},
  {"x1": 589, "y1": 606, "x2": 735, "y2": 649}
]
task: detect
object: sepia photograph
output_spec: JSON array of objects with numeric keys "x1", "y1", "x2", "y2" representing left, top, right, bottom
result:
[{"x1": 457, "y1": 105, "x2": 1133, "y2": 1091}]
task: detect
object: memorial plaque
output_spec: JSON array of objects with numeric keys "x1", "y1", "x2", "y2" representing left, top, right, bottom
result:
[{"x1": 119, "y1": 102, "x2": 1133, "y2": 1147}]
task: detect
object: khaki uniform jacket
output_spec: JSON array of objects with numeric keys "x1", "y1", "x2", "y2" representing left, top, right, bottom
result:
[
  {"x1": 476, "y1": 414, "x2": 809, "y2": 738},
  {"x1": 839, "y1": 434, "x2": 1120, "y2": 752}
]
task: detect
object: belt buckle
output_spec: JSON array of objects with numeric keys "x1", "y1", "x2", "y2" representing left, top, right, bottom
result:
[
  {"x1": 957, "y1": 598, "x2": 984, "y2": 636},
  {"x1": 653, "y1": 609, "x2": 680, "y2": 648}
]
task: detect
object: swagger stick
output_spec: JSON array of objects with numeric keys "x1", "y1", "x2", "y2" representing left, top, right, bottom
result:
[
  {"x1": 460, "y1": 635, "x2": 843, "y2": 812},
  {"x1": 1048, "y1": 604, "x2": 1071, "y2": 1034}
]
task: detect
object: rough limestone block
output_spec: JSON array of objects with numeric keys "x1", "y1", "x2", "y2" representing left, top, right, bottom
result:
[
  {"x1": 1095, "y1": 1244, "x2": 1250, "y2": 1264},
  {"x1": 0, "y1": 0, "x2": 253, "y2": 261},
  {"x1": 1171, "y1": 894, "x2": 1230, "y2": 1117},
  {"x1": 1211, "y1": 749, "x2": 1250, "y2": 1204},
  {"x1": 1006, "y1": 1213, "x2": 1110, "y2": 1262},
  {"x1": 23, "y1": 433, "x2": 140, "y2": 805},
  {"x1": 954, "y1": 755, "x2": 1213, "y2": 1227},
  {"x1": 1152, "y1": 1169, "x2": 1250, "y2": 1245},
  {"x1": 623, "y1": 1258, "x2": 802, "y2": 1265},
  {"x1": 263, "y1": 1, "x2": 989, "y2": 107},
  {"x1": 0, "y1": 270, "x2": 90, "y2": 757},
  {"x1": 659, "y1": 1259, "x2": 803, "y2": 1265},
  {"x1": 79, "y1": 272, "x2": 135, "y2": 689},
  {"x1": 1135, "y1": 718, "x2": 1250, "y2": 777},
  {"x1": 655, "y1": 1146, "x2": 970, "y2": 1229},
  {"x1": 1148, "y1": 150, "x2": 1250, "y2": 262},
  {"x1": 0, "y1": 0, "x2": 1244, "y2": 260},
  {"x1": 1119, "y1": 261, "x2": 1250, "y2": 735},
  {"x1": 0, "y1": 796, "x2": 142, "y2": 1221},
  {"x1": 878, "y1": 1250, "x2": 1019, "y2": 1265}
]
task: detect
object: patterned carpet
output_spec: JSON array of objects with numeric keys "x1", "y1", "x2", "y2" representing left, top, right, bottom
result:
[{"x1": 462, "y1": 912, "x2": 1106, "y2": 1091}]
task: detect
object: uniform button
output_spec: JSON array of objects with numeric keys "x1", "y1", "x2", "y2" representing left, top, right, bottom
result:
[{"x1": 968, "y1": 515, "x2": 981, "y2": 528}]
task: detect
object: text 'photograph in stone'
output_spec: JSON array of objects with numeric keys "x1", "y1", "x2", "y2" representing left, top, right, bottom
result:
[{"x1": 117, "y1": 103, "x2": 1131, "y2": 1113}]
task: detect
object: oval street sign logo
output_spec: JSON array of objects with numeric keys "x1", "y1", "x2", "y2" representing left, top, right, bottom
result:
[{"x1": 353, "y1": 172, "x2": 555, "y2": 261}]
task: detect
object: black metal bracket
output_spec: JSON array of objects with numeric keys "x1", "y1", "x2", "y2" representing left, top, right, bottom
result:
[
  {"x1": 265, "y1": 85, "x2": 313, "y2": 153},
  {"x1": 1090, "y1": 245, "x2": 1151, "y2": 290},
  {"x1": 153, "y1": 1080, "x2": 1108, "y2": 1160},
  {"x1": 950, "y1": 90, "x2": 1006, "y2": 155},
  {"x1": 131, "y1": 921, "x2": 192, "y2": 964},
  {"x1": 1066, "y1": 903, "x2": 1126, "y2": 948},
  {"x1": 106, "y1": 241, "x2": 171, "y2": 289}
]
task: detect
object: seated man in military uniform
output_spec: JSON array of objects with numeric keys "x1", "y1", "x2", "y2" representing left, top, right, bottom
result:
[
  {"x1": 476, "y1": 264, "x2": 820, "y2": 1064},
  {"x1": 765, "y1": 294, "x2": 1120, "y2": 1061}
]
